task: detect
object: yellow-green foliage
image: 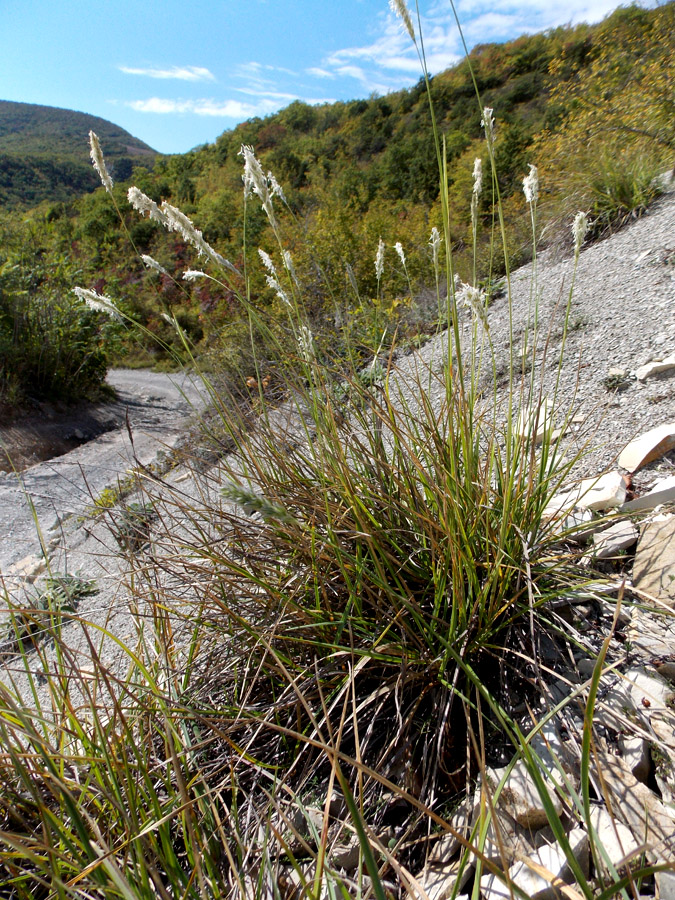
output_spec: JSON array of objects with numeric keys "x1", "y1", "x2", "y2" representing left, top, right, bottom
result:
[{"x1": 3, "y1": 4, "x2": 673, "y2": 377}]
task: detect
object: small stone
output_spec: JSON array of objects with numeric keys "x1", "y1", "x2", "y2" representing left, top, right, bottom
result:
[
  {"x1": 655, "y1": 662, "x2": 675, "y2": 683},
  {"x1": 596, "y1": 751, "x2": 675, "y2": 863},
  {"x1": 635, "y1": 354, "x2": 675, "y2": 381},
  {"x1": 656, "y1": 869, "x2": 675, "y2": 900},
  {"x1": 624, "y1": 665, "x2": 673, "y2": 710},
  {"x1": 618, "y1": 424, "x2": 675, "y2": 473},
  {"x1": 331, "y1": 839, "x2": 360, "y2": 871},
  {"x1": 593, "y1": 680, "x2": 634, "y2": 731},
  {"x1": 627, "y1": 608, "x2": 675, "y2": 656},
  {"x1": 623, "y1": 475, "x2": 675, "y2": 512},
  {"x1": 470, "y1": 805, "x2": 536, "y2": 866},
  {"x1": 589, "y1": 806, "x2": 640, "y2": 875},
  {"x1": 7, "y1": 553, "x2": 46, "y2": 583},
  {"x1": 577, "y1": 657, "x2": 598, "y2": 678},
  {"x1": 592, "y1": 520, "x2": 639, "y2": 559},
  {"x1": 632, "y1": 515, "x2": 675, "y2": 606},
  {"x1": 560, "y1": 507, "x2": 597, "y2": 543},
  {"x1": 408, "y1": 859, "x2": 472, "y2": 900},
  {"x1": 618, "y1": 735, "x2": 651, "y2": 783}
]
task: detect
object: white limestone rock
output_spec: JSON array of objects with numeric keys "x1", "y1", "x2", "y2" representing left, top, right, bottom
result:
[
  {"x1": 589, "y1": 806, "x2": 640, "y2": 876},
  {"x1": 618, "y1": 734, "x2": 651, "y2": 784},
  {"x1": 492, "y1": 760, "x2": 564, "y2": 830},
  {"x1": 481, "y1": 828, "x2": 588, "y2": 900},
  {"x1": 575, "y1": 472, "x2": 627, "y2": 511},
  {"x1": 618, "y1": 424, "x2": 675, "y2": 473},
  {"x1": 623, "y1": 474, "x2": 675, "y2": 512},
  {"x1": 592, "y1": 519, "x2": 639, "y2": 559},
  {"x1": 635, "y1": 354, "x2": 675, "y2": 381}
]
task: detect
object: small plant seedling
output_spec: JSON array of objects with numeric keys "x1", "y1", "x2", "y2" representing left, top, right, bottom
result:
[
  {"x1": 0, "y1": 573, "x2": 98, "y2": 656},
  {"x1": 602, "y1": 372, "x2": 636, "y2": 392},
  {"x1": 113, "y1": 500, "x2": 157, "y2": 553}
]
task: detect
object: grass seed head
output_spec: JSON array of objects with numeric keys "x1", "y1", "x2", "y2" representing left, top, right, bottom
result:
[{"x1": 88, "y1": 130, "x2": 113, "y2": 193}]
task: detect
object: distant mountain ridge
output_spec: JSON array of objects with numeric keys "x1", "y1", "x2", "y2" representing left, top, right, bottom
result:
[{"x1": 0, "y1": 100, "x2": 157, "y2": 209}]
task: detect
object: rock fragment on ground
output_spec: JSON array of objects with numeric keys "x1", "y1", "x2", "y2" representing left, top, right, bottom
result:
[
  {"x1": 588, "y1": 806, "x2": 640, "y2": 877},
  {"x1": 480, "y1": 827, "x2": 588, "y2": 900},
  {"x1": 576, "y1": 472, "x2": 627, "y2": 510},
  {"x1": 596, "y1": 752, "x2": 675, "y2": 863},
  {"x1": 618, "y1": 423, "x2": 675, "y2": 472},
  {"x1": 635, "y1": 354, "x2": 675, "y2": 381},
  {"x1": 632, "y1": 515, "x2": 675, "y2": 605},
  {"x1": 491, "y1": 760, "x2": 564, "y2": 830},
  {"x1": 407, "y1": 858, "x2": 472, "y2": 900},
  {"x1": 618, "y1": 734, "x2": 652, "y2": 783},
  {"x1": 591, "y1": 519, "x2": 639, "y2": 559},
  {"x1": 623, "y1": 474, "x2": 675, "y2": 512}
]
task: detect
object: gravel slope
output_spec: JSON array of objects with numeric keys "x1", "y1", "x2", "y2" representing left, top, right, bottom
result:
[{"x1": 396, "y1": 186, "x2": 675, "y2": 477}]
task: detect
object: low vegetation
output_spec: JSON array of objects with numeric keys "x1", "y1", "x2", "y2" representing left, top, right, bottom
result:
[{"x1": 0, "y1": 2, "x2": 673, "y2": 897}]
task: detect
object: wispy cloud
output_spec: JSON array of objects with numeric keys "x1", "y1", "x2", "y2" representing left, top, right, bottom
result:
[
  {"x1": 305, "y1": 0, "x2": 633, "y2": 96},
  {"x1": 306, "y1": 67, "x2": 335, "y2": 80},
  {"x1": 126, "y1": 94, "x2": 332, "y2": 118},
  {"x1": 119, "y1": 65, "x2": 216, "y2": 82}
]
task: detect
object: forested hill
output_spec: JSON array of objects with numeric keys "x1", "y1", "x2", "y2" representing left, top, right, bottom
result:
[
  {"x1": 0, "y1": 2, "x2": 672, "y2": 390},
  {"x1": 0, "y1": 100, "x2": 157, "y2": 208}
]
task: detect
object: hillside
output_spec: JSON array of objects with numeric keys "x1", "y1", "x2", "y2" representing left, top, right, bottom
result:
[
  {"x1": 0, "y1": 100, "x2": 157, "y2": 208},
  {"x1": 0, "y1": 3, "x2": 672, "y2": 400}
]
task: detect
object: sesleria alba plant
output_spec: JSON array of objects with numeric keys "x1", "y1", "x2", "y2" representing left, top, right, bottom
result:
[{"x1": 0, "y1": 5, "x2": 660, "y2": 900}]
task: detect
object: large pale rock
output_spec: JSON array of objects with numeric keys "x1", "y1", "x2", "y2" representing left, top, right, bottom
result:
[
  {"x1": 480, "y1": 828, "x2": 588, "y2": 900},
  {"x1": 632, "y1": 515, "x2": 675, "y2": 606},
  {"x1": 624, "y1": 665, "x2": 673, "y2": 710},
  {"x1": 575, "y1": 472, "x2": 626, "y2": 511},
  {"x1": 627, "y1": 607, "x2": 675, "y2": 657},
  {"x1": 592, "y1": 520, "x2": 639, "y2": 559},
  {"x1": 492, "y1": 760, "x2": 564, "y2": 830},
  {"x1": 588, "y1": 806, "x2": 640, "y2": 876},
  {"x1": 618, "y1": 734, "x2": 651, "y2": 783},
  {"x1": 596, "y1": 752, "x2": 675, "y2": 863},
  {"x1": 635, "y1": 354, "x2": 675, "y2": 381},
  {"x1": 544, "y1": 473, "x2": 626, "y2": 521},
  {"x1": 407, "y1": 858, "x2": 472, "y2": 900},
  {"x1": 623, "y1": 475, "x2": 675, "y2": 512},
  {"x1": 656, "y1": 870, "x2": 675, "y2": 900},
  {"x1": 472, "y1": 807, "x2": 537, "y2": 866},
  {"x1": 618, "y1": 424, "x2": 675, "y2": 473}
]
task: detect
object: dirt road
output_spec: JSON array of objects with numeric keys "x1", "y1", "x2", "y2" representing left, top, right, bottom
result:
[{"x1": 0, "y1": 368, "x2": 207, "y2": 575}]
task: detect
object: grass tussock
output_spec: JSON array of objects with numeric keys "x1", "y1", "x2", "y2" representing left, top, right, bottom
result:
[{"x1": 0, "y1": 4, "x2": 670, "y2": 898}]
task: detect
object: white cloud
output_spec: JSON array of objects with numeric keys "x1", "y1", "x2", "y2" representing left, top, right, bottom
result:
[
  {"x1": 119, "y1": 65, "x2": 216, "y2": 82},
  {"x1": 306, "y1": 67, "x2": 335, "y2": 80},
  {"x1": 126, "y1": 97, "x2": 278, "y2": 117},
  {"x1": 234, "y1": 87, "x2": 305, "y2": 102},
  {"x1": 126, "y1": 93, "x2": 333, "y2": 118},
  {"x1": 305, "y1": 0, "x2": 648, "y2": 96}
]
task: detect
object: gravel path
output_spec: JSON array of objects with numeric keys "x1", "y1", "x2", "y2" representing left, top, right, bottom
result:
[{"x1": 0, "y1": 368, "x2": 207, "y2": 574}]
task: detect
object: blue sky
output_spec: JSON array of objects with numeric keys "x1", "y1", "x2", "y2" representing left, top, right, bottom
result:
[{"x1": 1, "y1": 0, "x2": 650, "y2": 155}]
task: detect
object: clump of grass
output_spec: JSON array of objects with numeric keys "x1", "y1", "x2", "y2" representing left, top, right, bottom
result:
[
  {"x1": 584, "y1": 148, "x2": 663, "y2": 240},
  {"x1": 0, "y1": 5, "x2": 665, "y2": 899}
]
